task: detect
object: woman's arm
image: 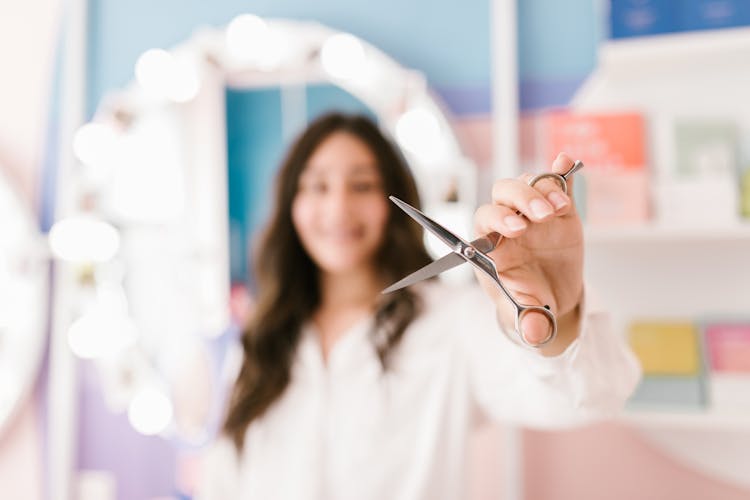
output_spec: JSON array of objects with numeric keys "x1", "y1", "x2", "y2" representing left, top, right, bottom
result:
[{"x1": 458, "y1": 152, "x2": 640, "y2": 426}]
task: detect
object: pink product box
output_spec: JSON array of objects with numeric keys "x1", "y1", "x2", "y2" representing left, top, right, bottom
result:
[
  {"x1": 705, "y1": 323, "x2": 750, "y2": 373},
  {"x1": 584, "y1": 169, "x2": 650, "y2": 226}
]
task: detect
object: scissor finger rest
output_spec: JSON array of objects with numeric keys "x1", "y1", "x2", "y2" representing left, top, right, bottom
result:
[{"x1": 515, "y1": 304, "x2": 557, "y2": 347}]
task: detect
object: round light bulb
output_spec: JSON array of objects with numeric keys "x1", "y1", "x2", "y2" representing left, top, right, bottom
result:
[
  {"x1": 395, "y1": 107, "x2": 445, "y2": 163},
  {"x1": 135, "y1": 49, "x2": 174, "y2": 97},
  {"x1": 73, "y1": 123, "x2": 119, "y2": 168},
  {"x1": 320, "y1": 33, "x2": 367, "y2": 80},
  {"x1": 128, "y1": 386, "x2": 173, "y2": 436},
  {"x1": 168, "y1": 58, "x2": 201, "y2": 103},
  {"x1": 135, "y1": 49, "x2": 200, "y2": 103},
  {"x1": 67, "y1": 313, "x2": 106, "y2": 359},
  {"x1": 67, "y1": 311, "x2": 137, "y2": 359},
  {"x1": 49, "y1": 216, "x2": 120, "y2": 263},
  {"x1": 226, "y1": 14, "x2": 285, "y2": 70}
]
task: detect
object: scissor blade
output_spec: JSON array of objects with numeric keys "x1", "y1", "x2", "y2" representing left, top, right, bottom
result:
[
  {"x1": 381, "y1": 252, "x2": 464, "y2": 294},
  {"x1": 381, "y1": 234, "x2": 499, "y2": 294},
  {"x1": 389, "y1": 196, "x2": 465, "y2": 251},
  {"x1": 563, "y1": 160, "x2": 584, "y2": 179}
]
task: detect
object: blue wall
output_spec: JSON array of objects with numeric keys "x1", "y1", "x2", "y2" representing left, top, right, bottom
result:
[
  {"x1": 226, "y1": 87, "x2": 283, "y2": 285},
  {"x1": 86, "y1": 0, "x2": 602, "y2": 117},
  {"x1": 518, "y1": 0, "x2": 601, "y2": 109},
  {"x1": 87, "y1": 0, "x2": 493, "y2": 117}
]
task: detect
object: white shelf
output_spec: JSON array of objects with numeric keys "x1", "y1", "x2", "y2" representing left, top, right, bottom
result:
[
  {"x1": 584, "y1": 221, "x2": 750, "y2": 243},
  {"x1": 621, "y1": 409, "x2": 750, "y2": 432},
  {"x1": 599, "y1": 27, "x2": 750, "y2": 68}
]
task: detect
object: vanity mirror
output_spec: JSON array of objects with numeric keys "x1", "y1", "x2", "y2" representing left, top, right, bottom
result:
[
  {"x1": 70, "y1": 16, "x2": 479, "y2": 445},
  {"x1": 0, "y1": 166, "x2": 48, "y2": 437}
]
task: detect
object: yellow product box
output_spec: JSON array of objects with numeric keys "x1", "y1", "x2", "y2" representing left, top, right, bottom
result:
[{"x1": 628, "y1": 321, "x2": 701, "y2": 376}]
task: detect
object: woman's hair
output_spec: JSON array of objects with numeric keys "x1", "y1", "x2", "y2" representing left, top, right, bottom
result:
[{"x1": 223, "y1": 112, "x2": 432, "y2": 449}]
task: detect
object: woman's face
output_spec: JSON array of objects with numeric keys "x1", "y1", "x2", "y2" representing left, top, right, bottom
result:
[{"x1": 292, "y1": 131, "x2": 389, "y2": 276}]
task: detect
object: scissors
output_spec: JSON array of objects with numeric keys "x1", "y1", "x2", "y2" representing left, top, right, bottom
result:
[{"x1": 382, "y1": 160, "x2": 584, "y2": 348}]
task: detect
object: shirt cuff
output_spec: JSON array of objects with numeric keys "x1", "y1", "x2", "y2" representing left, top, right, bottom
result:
[{"x1": 496, "y1": 282, "x2": 601, "y2": 374}]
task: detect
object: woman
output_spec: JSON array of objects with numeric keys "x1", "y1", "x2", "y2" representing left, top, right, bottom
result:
[{"x1": 197, "y1": 112, "x2": 640, "y2": 500}]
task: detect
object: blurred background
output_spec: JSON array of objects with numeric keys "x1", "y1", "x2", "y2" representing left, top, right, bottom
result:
[{"x1": 1, "y1": 0, "x2": 750, "y2": 499}]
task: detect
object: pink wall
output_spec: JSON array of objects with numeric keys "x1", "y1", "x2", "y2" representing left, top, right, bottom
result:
[
  {"x1": 469, "y1": 425, "x2": 507, "y2": 500},
  {"x1": 524, "y1": 422, "x2": 750, "y2": 500},
  {"x1": 454, "y1": 116, "x2": 493, "y2": 170},
  {"x1": 467, "y1": 420, "x2": 750, "y2": 500},
  {"x1": 0, "y1": 398, "x2": 43, "y2": 500}
]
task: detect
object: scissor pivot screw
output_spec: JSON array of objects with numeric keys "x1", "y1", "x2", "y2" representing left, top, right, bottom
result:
[{"x1": 462, "y1": 247, "x2": 476, "y2": 259}]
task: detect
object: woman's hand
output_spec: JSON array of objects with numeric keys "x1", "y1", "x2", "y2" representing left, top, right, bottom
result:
[{"x1": 473, "y1": 153, "x2": 584, "y2": 355}]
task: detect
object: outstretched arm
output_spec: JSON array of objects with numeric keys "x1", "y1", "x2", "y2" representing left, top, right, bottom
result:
[{"x1": 466, "y1": 152, "x2": 640, "y2": 425}]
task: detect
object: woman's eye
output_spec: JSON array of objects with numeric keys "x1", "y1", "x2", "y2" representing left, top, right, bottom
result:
[
  {"x1": 351, "y1": 181, "x2": 378, "y2": 192},
  {"x1": 302, "y1": 181, "x2": 327, "y2": 193}
]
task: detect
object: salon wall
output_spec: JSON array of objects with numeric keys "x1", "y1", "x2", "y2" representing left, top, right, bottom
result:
[
  {"x1": 0, "y1": 0, "x2": 60, "y2": 208},
  {"x1": 517, "y1": 0, "x2": 600, "y2": 109}
]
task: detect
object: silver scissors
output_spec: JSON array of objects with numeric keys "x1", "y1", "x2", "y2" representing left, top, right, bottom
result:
[{"x1": 382, "y1": 160, "x2": 584, "y2": 347}]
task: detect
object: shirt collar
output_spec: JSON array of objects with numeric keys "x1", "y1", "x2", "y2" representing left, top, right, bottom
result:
[{"x1": 296, "y1": 316, "x2": 379, "y2": 374}]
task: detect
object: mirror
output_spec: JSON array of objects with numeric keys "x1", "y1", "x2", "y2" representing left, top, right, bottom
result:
[
  {"x1": 0, "y1": 165, "x2": 48, "y2": 436},
  {"x1": 68, "y1": 17, "x2": 478, "y2": 445}
]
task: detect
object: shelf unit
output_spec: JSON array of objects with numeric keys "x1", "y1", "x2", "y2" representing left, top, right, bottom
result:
[
  {"x1": 571, "y1": 26, "x2": 750, "y2": 491},
  {"x1": 621, "y1": 408, "x2": 750, "y2": 432},
  {"x1": 584, "y1": 221, "x2": 750, "y2": 243},
  {"x1": 591, "y1": 26, "x2": 750, "y2": 70},
  {"x1": 491, "y1": 2, "x2": 750, "y2": 494}
]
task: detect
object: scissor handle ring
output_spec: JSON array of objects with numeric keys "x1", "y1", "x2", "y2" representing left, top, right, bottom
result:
[
  {"x1": 514, "y1": 305, "x2": 557, "y2": 348},
  {"x1": 528, "y1": 172, "x2": 569, "y2": 194}
]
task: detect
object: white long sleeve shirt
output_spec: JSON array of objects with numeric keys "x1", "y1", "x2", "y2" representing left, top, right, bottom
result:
[{"x1": 196, "y1": 281, "x2": 641, "y2": 500}]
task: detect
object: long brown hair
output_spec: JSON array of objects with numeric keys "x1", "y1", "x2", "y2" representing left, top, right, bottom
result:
[{"x1": 223, "y1": 112, "x2": 432, "y2": 448}]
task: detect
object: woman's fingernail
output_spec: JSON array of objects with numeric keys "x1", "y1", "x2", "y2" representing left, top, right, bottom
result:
[
  {"x1": 530, "y1": 198, "x2": 553, "y2": 219},
  {"x1": 504, "y1": 214, "x2": 527, "y2": 231},
  {"x1": 547, "y1": 191, "x2": 569, "y2": 210}
]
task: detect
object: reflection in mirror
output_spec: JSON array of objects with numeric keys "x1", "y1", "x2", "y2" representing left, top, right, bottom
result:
[
  {"x1": 0, "y1": 165, "x2": 48, "y2": 436},
  {"x1": 72, "y1": 18, "x2": 478, "y2": 447}
]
